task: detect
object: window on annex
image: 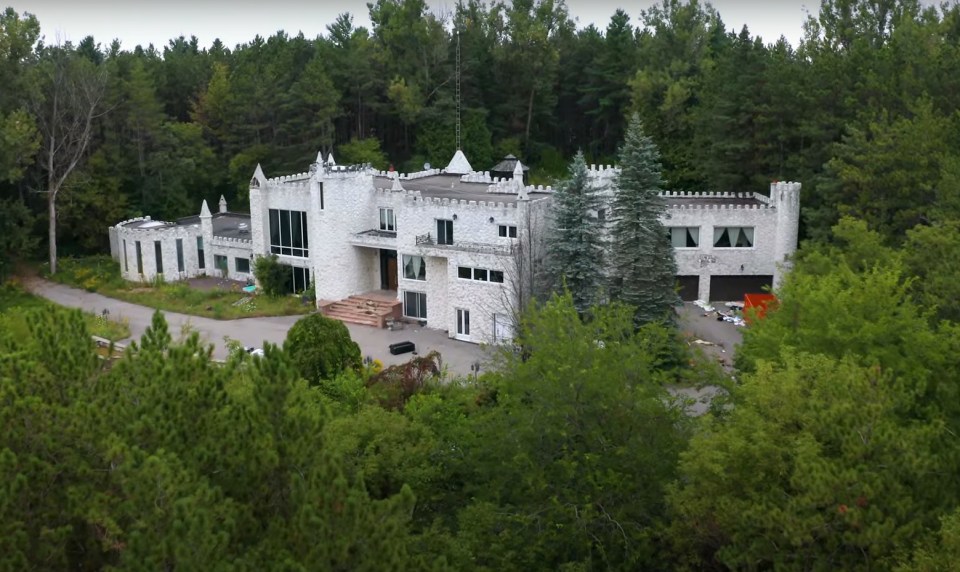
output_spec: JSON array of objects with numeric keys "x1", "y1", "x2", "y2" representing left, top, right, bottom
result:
[
  {"x1": 176, "y1": 238, "x2": 185, "y2": 272},
  {"x1": 498, "y1": 224, "x2": 517, "y2": 238},
  {"x1": 197, "y1": 236, "x2": 205, "y2": 269},
  {"x1": 458, "y1": 266, "x2": 504, "y2": 283},
  {"x1": 713, "y1": 227, "x2": 754, "y2": 248},
  {"x1": 269, "y1": 209, "x2": 309, "y2": 257},
  {"x1": 214, "y1": 254, "x2": 228, "y2": 273},
  {"x1": 379, "y1": 207, "x2": 396, "y2": 232},
  {"x1": 402, "y1": 255, "x2": 425, "y2": 280},
  {"x1": 436, "y1": 219, "x2": 454, "y2": 245},
  {"x1": 235, "y1": 257, "x2": 250, "y2": 273},
  {"x1": 135, "y1": 241, "x2": 143, "y2": 274},
  {"x1": 670, "y1": 227, "x2": 700, "y2": 248},
  {"x1": 403, "y1": 291, "x2": 427, "y2": 319},
  {"x1": 123, "y1": 239, "x2": 128, "y2": 271},
  {"x1": 154, "y1": 241, "x2": 163, "y2": 274}
]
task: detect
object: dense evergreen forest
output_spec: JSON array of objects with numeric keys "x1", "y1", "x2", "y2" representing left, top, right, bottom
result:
[
  {"x1": 5, "y1": 0, "x2": 960, "y2": 569},
  {"x1": 2, "y1": 0, "x2": 960, "y2": 271}
]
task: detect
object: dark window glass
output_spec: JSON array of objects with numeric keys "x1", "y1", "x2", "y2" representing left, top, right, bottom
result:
[
  {"x1": 154, "y1": 241, "x2": 163, "y2": 273},
  {"x1": 404, "y1": 291, "x2": 427, "y2": 319},
  {"x1": 458, "y1": 266, "x2": 472, "y2": 279},
  {"x1": 235, "y1": 257, "x2": 250, "y2": 273},
  {"x1": 196, "y1": 236, "x2": 205, "y2": 269},
  {"x1": 301, "y1": 211, "x2": 309, "y2": 252},
  {"x1": 215, "y1": 255, "x2": 228, "y2": 272},
  {"x1": 176, "y1": 239, "x2": 184, "y2": 272},
  {"x1": 136, "y1": 241, "x2": 143, "y2": 274},
  {"x1": 291, "y1": 210, "x2": 303, "y2": 249},
  {"x1": 319, "y1": 182, "x2": 324, "y2": 210},
  {"x1": 473, "y1": 268, "x2": 488, "y2": 281},
  {"x1": 490, "y1": 270, "x2": 504, "y2": 283},
  {"x1": 437, "y1": 219, "x2": 453, "y2": 245},
  {"x1": 123, "y1": 239, "x2": 128, "y2": 271}
]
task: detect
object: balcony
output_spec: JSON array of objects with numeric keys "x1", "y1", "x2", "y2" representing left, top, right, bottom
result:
[
  {"x1": 349, "y1": 229, "x2": 397, "y2": 249},
  {"x1": 414, "y1": 232, "x2": 514, "y2": 256}
]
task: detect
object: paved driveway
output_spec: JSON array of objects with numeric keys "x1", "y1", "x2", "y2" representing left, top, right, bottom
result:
[{"x1": 22, "y1": 278, "x2": 492, "y2": 377}]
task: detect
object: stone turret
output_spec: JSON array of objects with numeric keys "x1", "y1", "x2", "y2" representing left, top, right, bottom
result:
[
  {"x1": 199, "y1": 199, "x2": 214, "y2": 272},
  {"x1": 514, "y1": 160, "x2": 528, "y2": 201},
  {"x1": 327, "y1": 152, "x2": 336, "y2": 166},
  {"x1": 772, "y1": 181, "x2": 802, "y2": 289},
  {"x1": 218, "y1": 194, "x2": 228, "y2": 213}
]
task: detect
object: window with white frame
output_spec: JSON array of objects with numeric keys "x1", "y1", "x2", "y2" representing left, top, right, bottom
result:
[
  {"x1": 437, "y1": 219, "x2": 454, "y2": 245},
  {"x1": 498, "y1": 224, "x2": 517, "y2": 238},
  {"x1": 457, "y1": 266, "x2": 504, "y2": 283},
  {"x1": 403, "y1": 291, "x2": 427, "y2": 319},
  {"x1": 402, "y1": 254, "x2": 426, "y2": 280},
  {"x1": 713, "y1": 226, "x2": 754, "y2": 248},
  {"x1": 669, "y1": 226, "x2": 700, "y2": 248},
  {"x1": 379, "y1": 207, "x2": 395, "y2": 232},
  {"x1": 269, "y1": 209, "x2": 309, "y2": 257}
]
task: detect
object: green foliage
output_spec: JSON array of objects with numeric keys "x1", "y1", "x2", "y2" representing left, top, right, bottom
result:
[
  {"x1": 338, "y1": 137, "x2": 389, "y2": 170},
  {"x1": 253, "y1": 254, "x2": 288, "y2": 297},
  {"x1": 284, "y1": 313, "x2": 362, "y2": 384},
  {"x1": 609, "y1": 114, "x2": 679, "y2": 325},
  {"x1": 669, "y1": 353, "x2": 949, "y2": 570},
  {"x1": 546, "y1": 150, "x2": 606, "y2": 312},
  {"x1": 0, "y1": 198, "x2": 35, "y2": 280}
]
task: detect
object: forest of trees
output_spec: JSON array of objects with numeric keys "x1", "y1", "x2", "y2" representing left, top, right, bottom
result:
[
  {"x1": 2, "y1": 0, "x2": 960, "y2": 271},
  {"x1": 5, "y1": 0, "x2": 960, "y2": 568}
]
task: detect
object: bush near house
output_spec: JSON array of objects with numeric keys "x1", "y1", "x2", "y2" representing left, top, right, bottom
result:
[
  {"x1": 284, "y1": 313, "x2": 362, "y2": 385},
  {"x1": 41, "y1": 256, "x2": 310, "y2": 320}
]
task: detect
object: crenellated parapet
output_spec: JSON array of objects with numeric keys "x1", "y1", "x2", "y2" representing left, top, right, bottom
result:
[
  {"x1": 210, "y1": 235, "x2": 253, "y2": 246},
  {"x1": 372, "y1": 168, "x2": 443, "y2": 180},
  {"x1": 113, "y1": 216, "x2": 153, "y2": 229}
]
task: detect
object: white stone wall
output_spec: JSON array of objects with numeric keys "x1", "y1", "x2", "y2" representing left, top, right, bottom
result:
[
  {"x1": 208, "y1": 238, "x2": 255, "y2": 281},
  {"x1": 113, "y1": 221, "x2": 204, "y2": 283},
  {"x1": 442, "y1": 252, "x2": 512, "y2": 343}
]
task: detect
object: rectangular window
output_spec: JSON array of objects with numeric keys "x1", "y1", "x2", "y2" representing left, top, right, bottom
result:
[
  {"x1": 597, "y1": 208, "x2": 606, "y2": 222},
  {"x1": 403, "y1": 291, "x2": 427, "y2": 319},
  {"x1": 713, "y1": 226, "x2": 755, "y2": 248},
  {"x1": 268, "y1": 209, "x2": 309, "y2": 257},
  {"x1": 670, "y1": 227, "x2": 700, "y2": 248},
  {"x1": 402, "y1": 255, "x2": 426, "y2": 280},
  {"x1": 176, "y1": 238, "x2": 185, "y2": 272},
  {"x1": 197, "y1": 236, "x2": 205, "y2": 269},
  {"x1": 437, "y1": 219, "x2": 454, "y2": 245},
  {"x1": 214, "y1": 254, "x2": 228, "y2": 273},
  {"x1": 457, "y1": 308, "x2": 470, "y2": 337},
  {"x1": 379, "y1": 207, "x2": 396, "y2": 232},
  {"x1": 292, "y1": 266, "x2": 311, "y2": 293},
  {"x1": 457, "y1": 266, "x2": 472, "y2": 279},
  {"x1": 473, "y1": 268, "x2": 488, "y2": 281},
  {"x1": 319, "y1": 182, "x2": 324, "y2": 210},
  {"x1": 123, "y1": 239, "x2": 128, "y2": 271},
  {"x1": 498, "y1": 224, "x2": 517, "y2": 238},
  {"x1": 489, "y1": 270, "x2": 504, "y2": 283},
  {"x1": 235, "y1": 257, "x2": 250, "y2": 273},
  {"x1": 154, "y1": 241, "x2": 163, "y2": 274},
  {"x1": 135, "y1": 241, "x2": 143, "y2": 274}
]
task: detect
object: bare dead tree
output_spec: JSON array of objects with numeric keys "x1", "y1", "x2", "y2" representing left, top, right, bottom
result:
[
  {"x1": 496, "y1": 200, "x2": 550, "y2": 340},
  {"x1": 29, "y1": 43, "x2": 108, "y2": 274}
]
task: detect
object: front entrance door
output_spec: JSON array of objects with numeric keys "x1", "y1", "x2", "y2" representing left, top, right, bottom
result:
[
  {"x1": 456, "y1": 308, "x2": 471, "y2": 340},
  {"x1": 380, "y1": 249, "x2": 398, "y2": 290}
]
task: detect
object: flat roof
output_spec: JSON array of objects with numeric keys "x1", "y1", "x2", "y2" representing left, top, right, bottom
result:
[
  {"x1": 211, "y1": 213, "x2": 252, "y2": 239},
  {"x1": 374, "y1": 174, "x2": 548, "y2": 203},
  {"x1": 123, "y1": 219, "x2": 174, "y2": 229}
]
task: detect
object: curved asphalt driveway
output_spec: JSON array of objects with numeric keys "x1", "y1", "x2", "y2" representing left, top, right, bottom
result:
[{"x1": 22, "y1": 278, "x2": 490, "y2": 377}]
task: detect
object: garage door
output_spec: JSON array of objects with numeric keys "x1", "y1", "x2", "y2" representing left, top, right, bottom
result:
[
  {"x1": 709, "y1": 275, "x2": 773, "y2": 302},
  {"x1": 675, "y1": 276, "x2": 699, "y2": 301}
]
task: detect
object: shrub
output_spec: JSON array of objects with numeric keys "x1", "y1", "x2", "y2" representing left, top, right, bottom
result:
[
  {"x1": 284, "y1": 313, "x2": 362, "y2": 384},
  {"x1": 253, "y1": 254, "x2": 288, "y2": 297}
]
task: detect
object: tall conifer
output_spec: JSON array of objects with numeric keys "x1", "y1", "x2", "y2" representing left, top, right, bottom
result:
[
  {"x1": 546, "y1": 149, "x2": 606, "y2": 313},
  {"x1": 609, "y1": 114, "x2": 678, "y2": 324}
]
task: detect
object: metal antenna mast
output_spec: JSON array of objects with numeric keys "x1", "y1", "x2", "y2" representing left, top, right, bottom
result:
[{"x1": 456, "y1": 30, "x2": 461, "y2": 150}]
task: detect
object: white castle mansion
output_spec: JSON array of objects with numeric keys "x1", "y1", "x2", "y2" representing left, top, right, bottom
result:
[{"x1": 108, "y1": 149, "x2": 800, "y2": 344}]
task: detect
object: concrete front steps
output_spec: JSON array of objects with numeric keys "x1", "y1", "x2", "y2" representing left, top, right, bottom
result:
[{"x1": 319, "y1": 292, "x2": 402, "y2": 328}]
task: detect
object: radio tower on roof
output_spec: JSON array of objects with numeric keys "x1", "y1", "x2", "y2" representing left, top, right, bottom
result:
[
  {"x1": 444, "y1": 25, "x2": 473, "y2": 175},
  {"x1": 456, "y1": 29, "x2": 461, "y2": 150}
]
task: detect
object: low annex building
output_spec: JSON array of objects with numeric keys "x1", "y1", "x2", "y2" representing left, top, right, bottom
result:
[{"x1": 107, "y1": 150, "x2": 800, "y2": 345}]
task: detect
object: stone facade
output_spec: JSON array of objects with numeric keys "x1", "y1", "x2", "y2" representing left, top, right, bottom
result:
[{"x1": 109, "y1": 151, "x2": 800, "y2": 345}]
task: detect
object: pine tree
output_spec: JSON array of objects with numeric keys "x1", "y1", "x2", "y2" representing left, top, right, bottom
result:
[
  {"x1": 546, "y1": 149, "x2": 606, "y2": 313},
  {"x1": 609, "y1": 114, "x2": 678, "y2": 325}
]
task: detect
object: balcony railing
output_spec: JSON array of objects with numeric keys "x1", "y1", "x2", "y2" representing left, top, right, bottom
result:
[
  {"x1": 349, "y1": 228, "x2": 397, "y2": 248},
  {"x1": 415, "y1": 232, "x2": 514, "y2": 256}
]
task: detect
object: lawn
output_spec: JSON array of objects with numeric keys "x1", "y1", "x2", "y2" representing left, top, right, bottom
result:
[
  {"x1": 0, "y1": 281, "x2": 132, "y2": 342},
  {"x1": 41, "y1": 256, "x2": 312, "y2": 320}
]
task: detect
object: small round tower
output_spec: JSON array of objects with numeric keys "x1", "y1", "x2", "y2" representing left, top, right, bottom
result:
[{"x1": 772, "y1": 181, "x2": 802, "y2": 290}]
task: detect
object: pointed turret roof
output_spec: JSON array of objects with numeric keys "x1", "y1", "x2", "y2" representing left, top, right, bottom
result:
[
  {"x1": 391, "y1": 172, "x2": 404, "y2": 191},
  {"x1": 250, "y1": 164, "x2": 267, "y2": 189},
  {"x1": 327, "y1": 152, "x2": 336, "y2": 166},
  {"x1": 444, "y1": 149, "x2": 473, "y2": 175},
  {"x1": 200, "y1": 199, "x2": 212, "y2": 218},
  {"x1": 515, "y1": 160, "x2": 528, "y2": 200}
]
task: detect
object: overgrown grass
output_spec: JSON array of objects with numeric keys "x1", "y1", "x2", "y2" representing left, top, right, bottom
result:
[
  {"x1": 0, "y1": 281, "x2": 132, "y2": 342},
  {"x1": 42, "y1": 256, "x2": 312, "y2": 320}
]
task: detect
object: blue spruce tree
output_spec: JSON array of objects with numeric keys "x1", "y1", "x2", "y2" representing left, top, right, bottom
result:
[
  {"x1": 610, "y1": 115, "x2": 679, "y2": 325},
  {"x1": 547, "y1": 150, "x2": 606, "y2": 313}
]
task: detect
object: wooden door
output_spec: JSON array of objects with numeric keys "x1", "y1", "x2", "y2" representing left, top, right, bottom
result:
[{"x1": 387, "y1": 256, "x2": 398, "y2": 290}]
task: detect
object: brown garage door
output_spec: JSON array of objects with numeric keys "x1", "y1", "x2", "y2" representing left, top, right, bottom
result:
[
  {"x1": 709, "y1": 275, "x2": 773, "y2": 302},
  {"x1": 675, "y1": 276, "x2": 699, "y2": 301}
]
